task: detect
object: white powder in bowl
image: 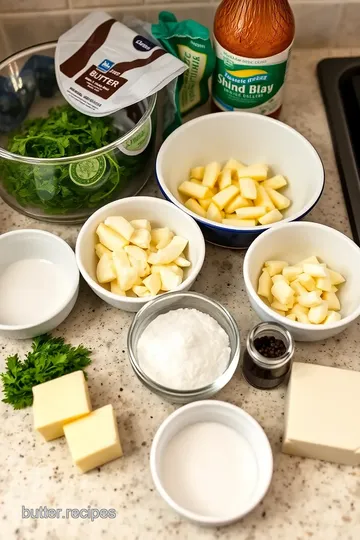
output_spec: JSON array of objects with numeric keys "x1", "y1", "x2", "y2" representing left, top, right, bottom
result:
[{"x1": 136, "y1": 308, "x2": 231, "y2": 390}]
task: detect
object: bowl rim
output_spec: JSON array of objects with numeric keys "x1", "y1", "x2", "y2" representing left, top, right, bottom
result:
[
  {"x1": 0, "y1": 41, "x2": 157, "y2": 165},
  {"x1": 156, "y1": 111, "x2": 325, "y2": 233},
  {"x1": 243, "y1": 221, "x2": 360, "y2": 330},
  {"x1": 150, "y1": 400, "x2": 273, "y2": 525},
  {"x1": 0, "y1": 228, "x2": 79, "y2": 331},
  {"x1": 75, "y1": 197, "x2": 206, "y2": 304},
  {"x1": 127, "y1": 290, "x2": 241, "y2": 397}
]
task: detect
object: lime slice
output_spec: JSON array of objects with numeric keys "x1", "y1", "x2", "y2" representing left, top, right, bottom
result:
[{"x1": 69, "y1": 155, "x2": 107, "y2": 187}]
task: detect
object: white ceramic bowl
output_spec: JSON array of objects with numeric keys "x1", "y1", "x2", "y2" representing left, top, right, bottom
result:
[
  {"x1": 156, "y1": 112, "x2": 324, "y2": 248},
  {"x1": 0, "y1": 229, "x2": 79, "y2": 339},
  {"x1": 243, "y1": 222, "x2": 360, "y2": 341},
  {"x1": 150, "y1": 400, "x2": 273, "y2": 527},
  {"x1": 76, "y1": 197, "x2": 206, "y2": 312}
]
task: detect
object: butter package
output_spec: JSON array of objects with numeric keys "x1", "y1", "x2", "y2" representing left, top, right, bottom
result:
[{"x1": 55, "y1": 11, "x2": 187, "y2": 117}]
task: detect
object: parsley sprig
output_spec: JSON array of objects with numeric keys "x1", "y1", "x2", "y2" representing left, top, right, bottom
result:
[{"x1": 0, "y1": 334, "x2": 92, "y2": 409}]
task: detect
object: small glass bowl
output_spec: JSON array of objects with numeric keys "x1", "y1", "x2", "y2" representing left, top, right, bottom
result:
[{"x1": 127, "y1": 291, "x2": 241, "y2": 404}]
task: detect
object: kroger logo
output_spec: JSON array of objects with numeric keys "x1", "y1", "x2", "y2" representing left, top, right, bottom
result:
[{"x1": 97, "y1": 59, "x2": 114, "y2": 73}]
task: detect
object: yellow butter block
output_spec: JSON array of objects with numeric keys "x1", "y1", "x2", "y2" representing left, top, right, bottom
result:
[
  {"x1": 33, "y1": 371, "x2": 92, "y2": 442},
  {"x1": 64, "y1": 404, "x2": 123, "y2": 474}
]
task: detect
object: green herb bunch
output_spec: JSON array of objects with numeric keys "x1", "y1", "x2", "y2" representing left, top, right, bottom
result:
[{"x1": 0, "y1": 334, "x2": 92, "y2": 409}]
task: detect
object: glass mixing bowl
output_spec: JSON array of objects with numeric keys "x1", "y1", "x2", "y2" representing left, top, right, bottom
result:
[{"x1": 0, "y1": 42, "x2": 157, "y2": 223}]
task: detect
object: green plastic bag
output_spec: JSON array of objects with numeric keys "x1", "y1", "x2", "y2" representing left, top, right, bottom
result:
[{"x1": 152, "y1": 11, "x2": 215, "y2": 138}]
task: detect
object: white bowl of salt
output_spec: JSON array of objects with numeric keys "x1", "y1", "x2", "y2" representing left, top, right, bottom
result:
[{"x1": 150, "y1": 400, "x2": 273, "y2": 526}]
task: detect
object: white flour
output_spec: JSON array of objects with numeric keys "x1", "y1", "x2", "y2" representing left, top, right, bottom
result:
[{"x1": 136, "y1": 308, "x2": 231, "y2": 390}]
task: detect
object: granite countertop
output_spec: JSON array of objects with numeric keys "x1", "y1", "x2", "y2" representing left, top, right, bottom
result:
[{"x1": 1, "y1": 48, "x2": 360, "y2": 540}]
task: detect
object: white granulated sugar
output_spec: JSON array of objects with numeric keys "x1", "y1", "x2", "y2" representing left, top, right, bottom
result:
[{"x1": 136, "y1": 308, "x2": 231, "y2": 390}]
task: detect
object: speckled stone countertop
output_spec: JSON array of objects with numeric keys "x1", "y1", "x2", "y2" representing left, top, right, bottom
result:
[{"x1": 1, "y1": 48, "x2": 360, "y2": 540}]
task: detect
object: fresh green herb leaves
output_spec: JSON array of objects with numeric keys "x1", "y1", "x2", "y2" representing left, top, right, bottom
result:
[{"x1": 0, "y1": 334, "x2": 92, "y2": 409}]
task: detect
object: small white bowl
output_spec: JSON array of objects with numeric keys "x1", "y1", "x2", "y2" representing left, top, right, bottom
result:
[
  {"x1": 150, "y1": 400, "x2": 273, "y2": 527},
  {"x1": 243, "y1": 222, "x2": 360, "y2": 341},
  {"x1": 0, "y1": 229, "x2": 79, "y2": 340},
  {"x1": 156, "y1": 112, "x2": 324, "y2": 248},
  {"x1": 76, "y1": 197, "x2": 206, "y2": 312}
]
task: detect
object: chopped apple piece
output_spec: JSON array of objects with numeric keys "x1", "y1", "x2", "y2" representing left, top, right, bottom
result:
[
  {"x1": 116, "y1": 266, "x2": 139, "y2": 291},
  {"x1": 258, "y1": 209, "x2": 283, "y2": 225},
  {"x1": 324, "y1": 311, "x2": 341, "y2": 324},
  {"x1": 178, "y1": 181, "x2": 212, "y2": 200},
  {"x1": 133, "y1": 285, "x2": 151, "y2": 298},
  {"x1": 322, "y1": 291, "x2": 341, "y2": 311},
  {"x1": 130, "y1": 219, "x2": 151, "y2": 231},
  {"x1": 96, "y1": 223, "x2": 129, "y2": 251},
  {"x1": 308, "y1": 301, "x2": 328, "y2": 324},
  {"x1": 286, "y1": 313, "x2": 297, "y2": 321},
  {"x1": 282, "y1": 266, "x2": 302, "y2": 282},
  {"x1": 143, "y1": 273, "x2": 161, "y2": 296},
  {"x1": 264, "y1": 260, "x2": 289, "y2": 277},
  {"x1": 262, "y1": 175, "x2": 287, "y2": 190},
  {"x1": 297, "y1": 291, "x2": 323, "y2": 308},
  {"x1": 151, "y1": 228, "x2": 174, "y2": 249},
  {"x1": 302, "y1": 263, "x2": 328, "y2": 278},
  {"x1": 272, "y1": 274, "x2": 288, "y2": 284},
  {"x1": 223, "y1": 158, "x2": 245, "y2": 172},
  {"x1": 218, "y1": 168, "x2": 232, "y2": 190},
  {"x1": 239, "y1": 177, "x2": 257, "y2": 200},
  {"x1": 316, "y1": 277, "x2": 332, "y2": 292},
  {"x1": 327, "y1": 269, "x2": 346, "y2": 285},
  {"x1": 159, "y1": 268, "x2": 182, "y2": 291},
  {"x1": 224, "y1": 195, "x2": 253, "y2": 214},
  {"x1": 297, "y1": 312, "x2": 310, "y2": 324},
  {"x1": 174, "y1": 256, "x2": 191, "y2": 267},
  {"x1": 271, "y1": 301, "x2": 290, "y2": 312},
  {"x1": 202, "y1": 161, "x2": 221, "y2": 188},
  {"x1": 212, "y1": 185, "x2": 239, "y2": 210},
  {"x1": 271, "y1": 280, "x2": 294, "y2": 305},
  {"x1": 199, "y1": 198, "x2": 212, "y2": 211},
  {"x1": 190, "y1": 166, "x2": 205, "y2": 180},
  {"x1": 235, "y1": 206, "x2": 266, "y2": 220},
  {"x1": 237, "y1": 164, "x2": 268, "y2": 181},
  {"x1": 96, "y1": 253, "x2": 116, "y2": 284},
  {"x1": 110, "y1": 280, "x2": 126, "y2": 296},
  {"x1": 289, "y1": 303, "x2": 309, "y2": 317},
  {"x1": 265, "y1": 187, "x2": 290, "y2": 210},
  {"x1": 124, "y1": 245, "x2": 148, "y2": 277},
  {"x1": 105, "y1": 216, "x2": 134, "y2": 242},
  {"x1": 273, "y1": 309, "x2": 286, "y2": 317},
  {"x1": 95, "y1": 243, "x2": 111, "y2": 259},
  {"x1": 257, "y1": 269, "x2": 272, "y2": 302},
  {"x1": 255, "y1": 184, "x2": 275, "y2": 212},
  {"x1": 222, "y1": 218, "x2": 257, "y2": 227},
  {"x1": 298, "y1": 273, "x2": 316, "y2": 291},
  {"x1": 290, "y1": 280, "x2": 308, "y2": 296},
  {"x1": 299, "y1": 256, "x2": 320, "y2": 266},
  {"x1": 206, "y1": 202, "x2": 223, "y2": 222},
  {"x1": 151, "y1": 264, "x2": 183, "y2": 279},
  {"x1": 148, "y1": 236, "x2": 188, "y2": 265},
  {"x1": 130, "y1": 229, "x2": 151, "y2": 249},
  {"x1": 330, "y1": 285, "x2": 338, "y2": 292},
  {"x1": 185, "y1": 198, "x2": 207, "y2": 218}
]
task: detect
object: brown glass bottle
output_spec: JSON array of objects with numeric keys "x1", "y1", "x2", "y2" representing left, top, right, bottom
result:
[{"x1": 212, "y1": 0, "x2": 295, "y2": 118}]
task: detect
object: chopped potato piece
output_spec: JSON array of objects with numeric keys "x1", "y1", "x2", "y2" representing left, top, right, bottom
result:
[
  {"x1": 258, "y1": 209, "x2": 283, "y2": 225},
  {"x1": 271, "y1": 301, "x2": 290, "y2": 312},
  {"x1": 255, "y1": 184, "x2": 275, "y2": 212},
  {"x1": 96, "y1": 223, "x2": 129, "y2": 251},
  {"x1": 265, "y1": 187, "x2": 291, "y2": 210},
  {"x1": 206, "y1": 202, "x2": 223, "y2": 222},
  {"x1": 199, "y1": 198, "x2": 213, "y2": 211},
  {"x1": 218, "y1": 168, "x2": 232, "y2": 190},
  {"x1": 110, "y1": 280, "x2": 126, "y2": 296},
  {"x1": 130, "y1": 229, "x2": 151, "y2": 249},
  {"x1": 151, "y1": 227, "x2": 174, "y2": 249},
  {"x1": 95, "y1": 243, "x2": 111, "y2": 259},
  {"x1": 286, "y1": 313, "x2": 297, "y2": 321},
  {"x1": 257, "y1": 269, "x2": 272, "y2": 302},
  {"x1": 298, "y1": 273, "x2": 316, "y2": 291},
  {"x1": 235, "y1": 206, "x2": 266, "y2": 220},
  {"x1": 302, "y1": 263, "x2": 328, "y2": 278},
  {"x1": 239, "y1": 177, "x2": 257, "y2": 200},
  {"x1": 322, "y1": 291, "x2": 341, "y2": 311},
  {"x1": 222, "y1": 218, "x2": 257, "y2": 227},
  {"x1": 263, "y1": 175, "x2": 287, "y2": 190},
  {"x1": 212, "y1": 185, "x2": 239, "y2": 210},
  {"x1": 185, "y1": 198, "x2": 207, "y2": 218},
  {"x1": 190, "y1": 166, "x2": 205, "y2": 180},
  {"x1": 202, "y1": 161, "x2": 221, "y2": 188},
  {"x1": 316, "y1": 277, "x2": 332, "y2": 292},
  {"x1": 159, "y1": 268, "x2": 182, "y2": 291},
  {"x1": 272, "y1": 274, "x2": 288, "y2": 284},
  {"x1": 237, "y1": 164, "x2": 268, "y2": 181},
  {"x1": 271, "y1": 280, "x2": 294, "y2": 305},
  {"x1": 282, "y1": 266, "x2": 302, "y2": 282},
  {"x1": 97, "y1": 253, "x2": 116, "y2": 284},
  {"x1": 308, "y1": 301, "x2": 328, "y2": 324},
  {"x1": 130, "y1": 219, "x2": 151, "y2": 231},
  {"x1": 143, "y1": 273, "x2": 161, "y2": 296},
  {"x1": 105, "y1": 216, "x2": 134, "y2": 242},
  {"x1": 327, "y1": 269, "x2": 346, "y2": 285},
  {"x1": 273, "y1": 309, "x2": 286, "y2": 317},
  {"x1": 223, "y1": 158, "x2": 245, "y2": 172},
  {"x1": 297, "y1": 291, "x2": 323, "y2": 308},
  {"x1": 265, "y1": 260, "x2": 289, "y2": 277},
  {"x1": 324, "y1": 311, "x2": 341, "y2": 324},
  {"x1": 224, "y1": 195, "x2": 253, "y2": 214},
  {"x1": 179, "y1": 181, "x2": 212, "y2": 200}
]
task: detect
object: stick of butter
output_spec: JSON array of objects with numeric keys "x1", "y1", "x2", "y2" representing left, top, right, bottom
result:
[
  {"x1": 64, "y1": 404, "x2": 123, "y2": 473},
  {"x1": 33, "y1": 371, "x2": 92, "y2": 442},
  {"x1": 283, "y1": 362, "x2": 360, "y2": 466}
]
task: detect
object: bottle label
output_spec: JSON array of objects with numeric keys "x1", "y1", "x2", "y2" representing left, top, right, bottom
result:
[{"x1": 212, "y1": 38, "x2": 292, "y2": 115}]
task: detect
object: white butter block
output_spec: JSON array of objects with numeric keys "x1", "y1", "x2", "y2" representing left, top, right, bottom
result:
[
  {"x1": 283, "y1": 362, "x2": 360, "y2": 465},
  {"x1": 64, "y1": 404, "x2": 123, "y2": 473},
  {"x1": 33, "y1": 371, "x2": 92, "y2": 442}
]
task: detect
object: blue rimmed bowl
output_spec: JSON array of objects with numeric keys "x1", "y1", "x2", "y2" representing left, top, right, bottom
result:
[{"x1": 156, "y1": 112, "x2": 325, "y2": 249}]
